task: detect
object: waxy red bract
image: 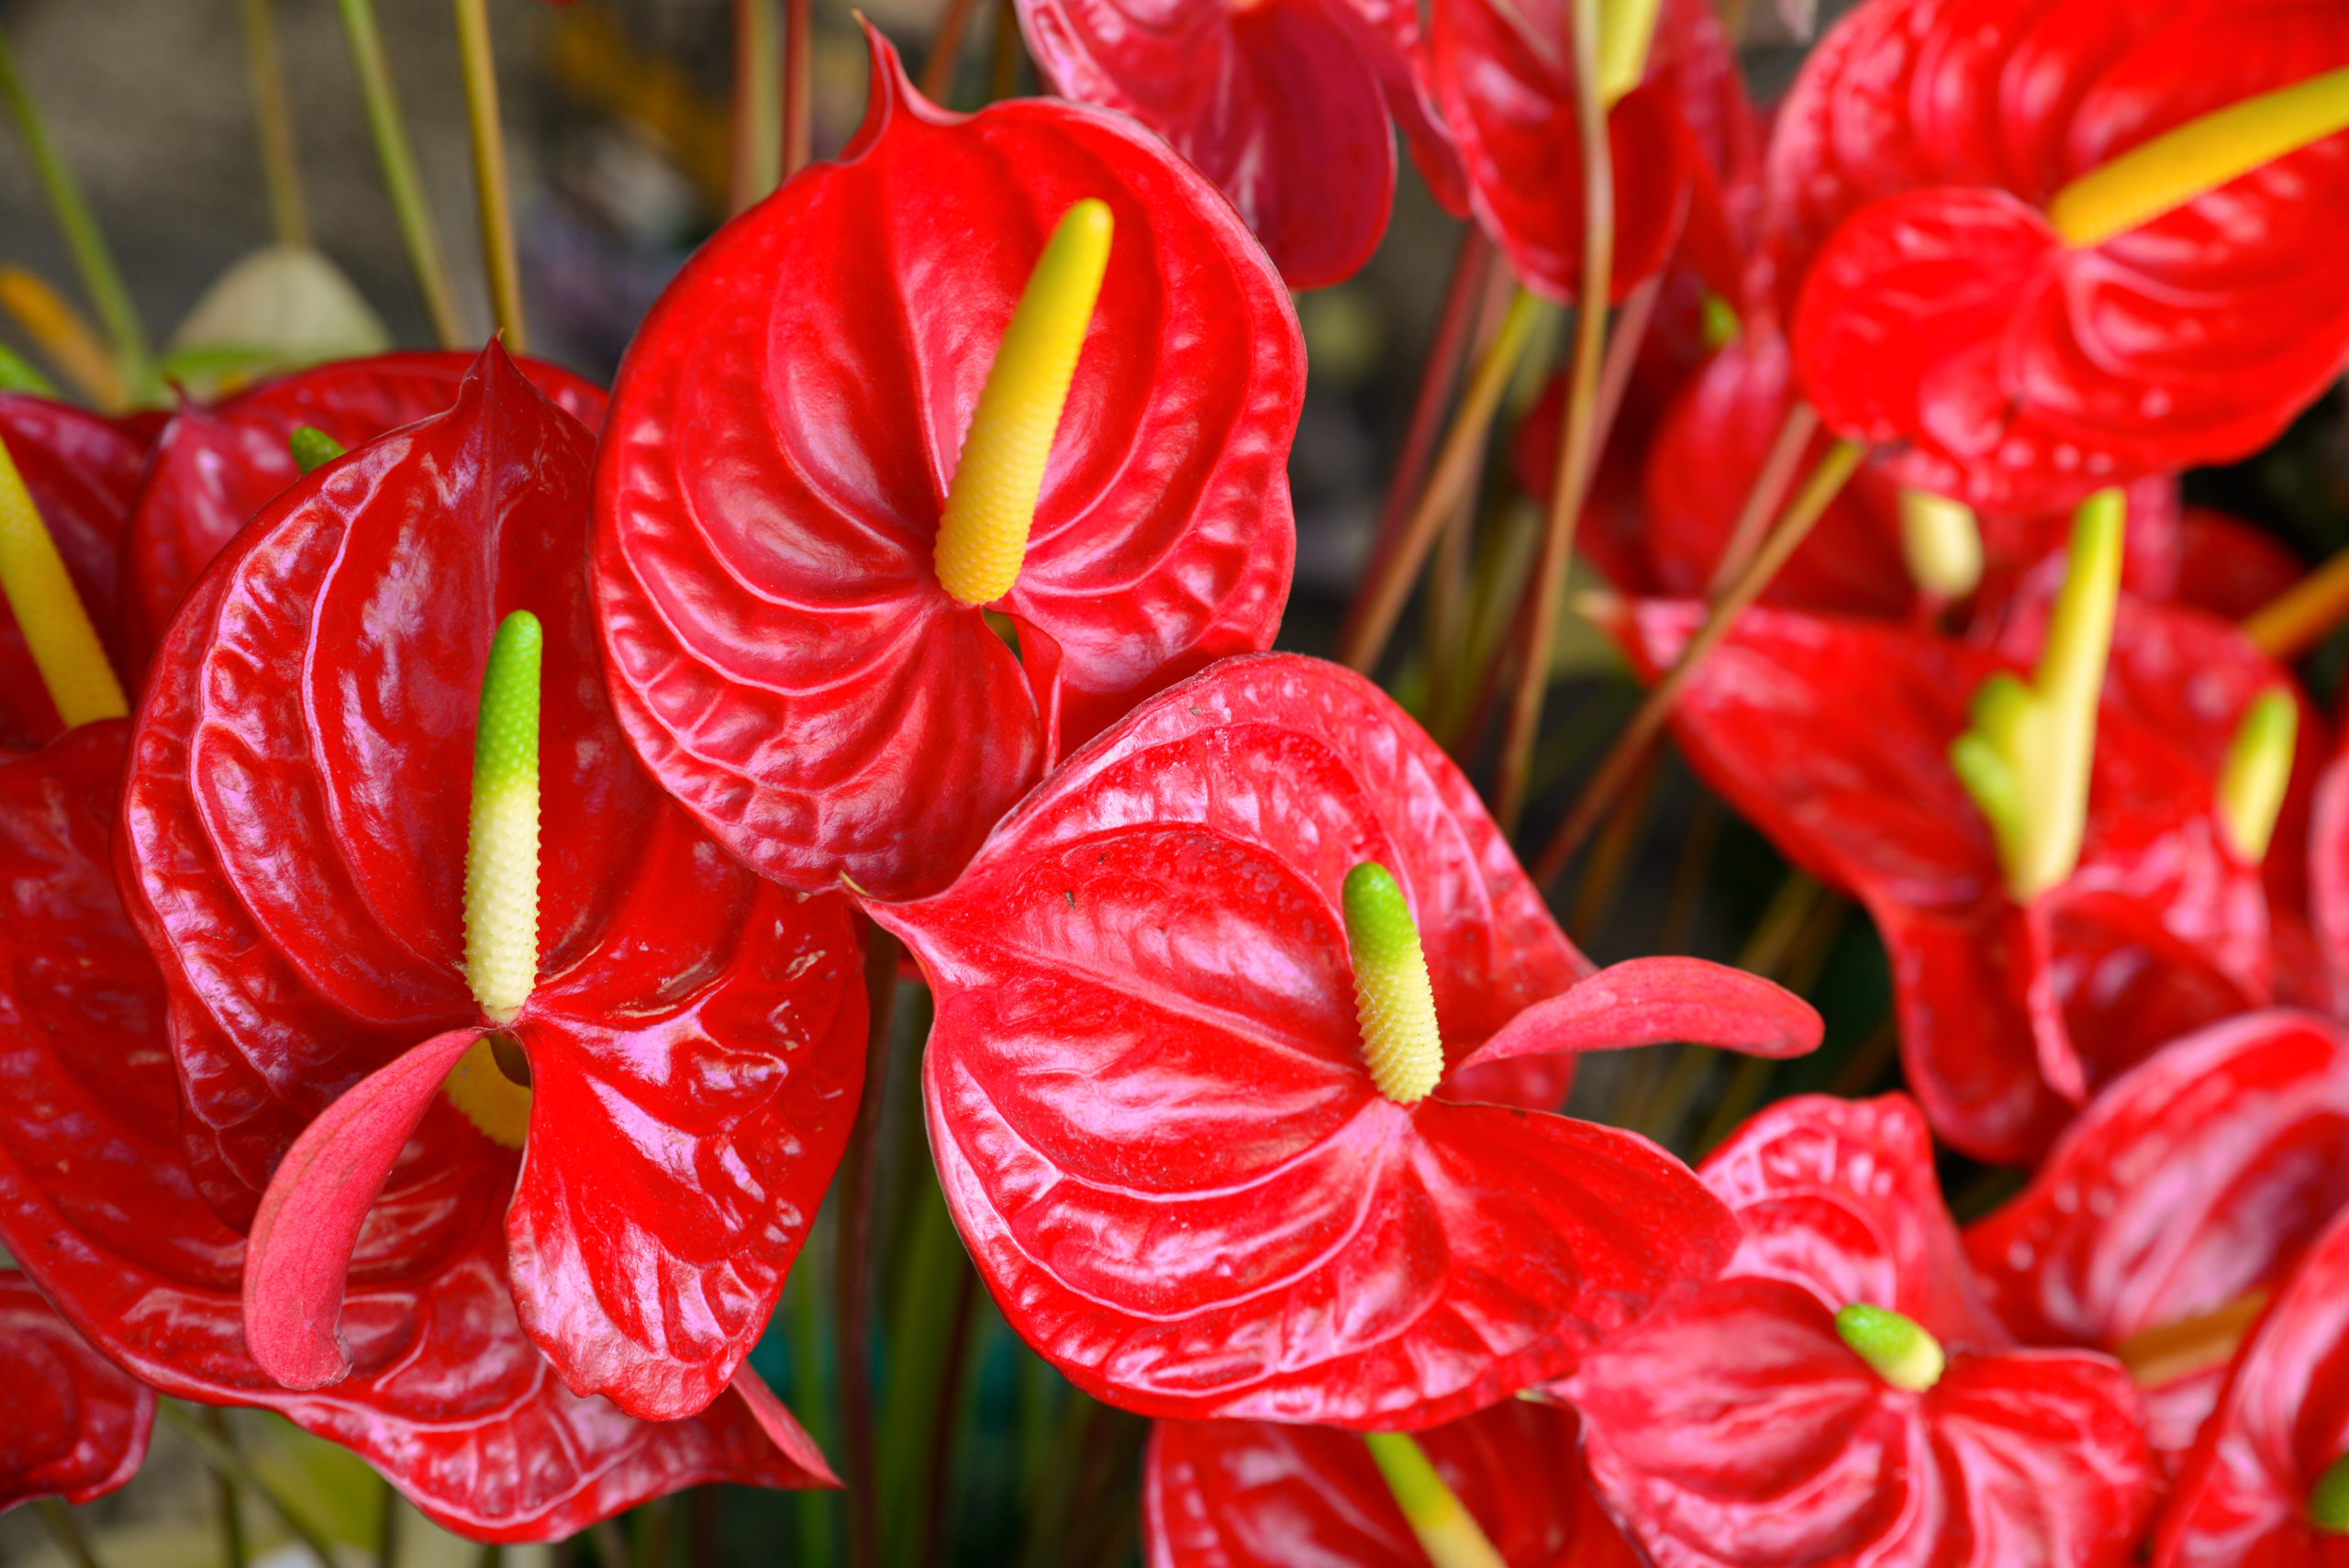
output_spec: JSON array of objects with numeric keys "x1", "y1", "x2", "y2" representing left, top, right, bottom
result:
[
  {"x1": 117, "y1": 348, "x2": 866, "y2": 1422},
  {"x1": 0, "y1": 394, "x2": 143, "y2": 753},
  {"x1": 1144, "y1": 1402, "x2": 1639, "y2": 1567},
  {"x1": 2154, "y1": 1203, "x2": 2349, "y2": 1566},
  {"x1": 1968, "y1": 1011, "x2": 2349, "y2": 1468},
  {"x1": 1565, "y1": 1095, "x2": 2159, "y2": 1568},
  {"x1": 870, "y1": 652, "x2": 1820, "y2": 1429},
  {"x1": 1425, "y1": 0, "x2": 1717, "y2": 303},
  {"x1": 0, "y1": 724, "x2": 831, "y2": 1540},
  {"x1": 0, "y1": 1271, "x2": 151, "y2": 1510},
  {"x1": 1619, "y1": 598, "x2": 2281, "y2": 1163},
  {"x1": 595, "y1": 31, "x2": 1302, "y2": 904},
  {"x1": 1776, "y1": 0, "x2": 2349, "y2": 513},
  {"x1": 1014, "y1": 0, "x2": 1464, "y2": 288},
  {"x1": 124, "y1": 351, "x2": 606, "y2": 661}
]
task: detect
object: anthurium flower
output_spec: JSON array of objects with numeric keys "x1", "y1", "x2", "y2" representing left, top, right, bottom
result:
[
  {"x1": 0, "y1": 1271, "x2": 152, "y2": 1510},
  {"x1": 2154, "y1": 1203, "x2": 2349, "y2": 1566},
  {"x1": 1774, "y1": 0, "x2": 2349, "y2": 513},
  {"x1": 123, "y1": 350, "x2": 606, "y2": 660},
  {"x1": 1013, "y1": 0, "x2": 1465, "y2": 288},
  {"x1": 116, "y1": 347, "x2": 867, "y2": 1422},
  {"x1": 1967, "y1": 1010, "x2": 2349, "y2": 1470},
  {"x1": 0, "y1": 394, "x2": 143, "y2": 752},
  {"x1": 1425, "y1": 0, "x2": 1713, "y2": 303},
  {"x1": 867, "y1": 652, "x2": 1820, "y2": 1429},
  {"x1": 1564, "y1": 1094, "x2": 2160, "y2": 1568},
  {"x1": 0, "y1": 723, "x2": 835, "y2": 1539},
  {"x1": 594, "y1": 29, "x2": 1302, "y2": 904},
  {"x1": 1615, "y1": 507, "x2": 2292, "y2": 1162},
  {"x1": 1145, "y1": 1401, "x2": 1639, "y2": 1567}
]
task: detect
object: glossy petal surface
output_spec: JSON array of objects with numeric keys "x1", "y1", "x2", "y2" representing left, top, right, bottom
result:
[
  {"x1": 0, "y1": 395, "x2": 142, "y2": 751},
  {"x1": 0, "y1": 725, "x2": 830, "y2": 1540},
  {"x1": 1969, "y1": 1011, "x2": 2349, "y2": 1467},
  {"x1": 1015, "y1": 0, "x2": 1444, "y2": 287},
  {"x1": 596, "y1": 32, "x2": 1301, "y2": 902},
  {"x1": 117, "y1": 349, "x2": 866, "y2": 1419},
  {"x1": 0, "y1": 1271, "x2": 152, "y2": 1509},
  {"x1": 2155, "y1": 1206, "x2": 2349, "y2": 1567},
  {"x1": 1144, "y1": 1402, "x2": 1638, "y2": 1567},
  {"x1": 1621, "y1": 601, "x2": 2266, "y2": 1162},
  {"x1": 1776, "y1": 0, "x2": 2349, "y2": 512},
  {"x1": 1567, "y1": 1095, "x2": 2158, "y2": 1568},
  {"x1": 124, "y1": 351, "x2": 606, "y2": 659},
  {"x1": 875, "y1": 652, "x2": 1820, "y2": 1428}
]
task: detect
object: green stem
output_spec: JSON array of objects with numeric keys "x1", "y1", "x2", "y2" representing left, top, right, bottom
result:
[
  {"x1": 451, "y1": 0, "x2": 526, "y2": 353},
  {"x1": 919, "y1": 0, "x2": 984, "y2": 102},
  {"x1": 729, "y1": 0, "x2": 782, "y2": 215},
  {"x1": 160, "y1": 1404, "x2": 340, "y2": 1568},
  {"x1": 784, "y1": 0, "x2": 813, "y2": 178},
  {"x1": 0, "y1": 23, "x2": 154, "y2": 403},
  {"x1": 878, "y1": 1177, "x2": 975, "y2": 1566},
  {"x1": 376, "y1": 1474, "x2": 401, "y2": 1568},
  {"x1": 1491, "y1": 0, "x2": 1614, "y2": 834},
  {"x1": 333, "y1": 0, "x2": 465, "y2": 347},
  {"x1": 34, "y1": 1500, "x2": 106, "y2": 1568},
  {"x1": 239, "y1": 0, "x2": 310, "y2": 248},
  {"x1": 1363, "y1": 1434, "x2": 1507, "y2": 1568},
  {"x1": 789, "y1": 1218, "x2": 840, "y2": 1568}
]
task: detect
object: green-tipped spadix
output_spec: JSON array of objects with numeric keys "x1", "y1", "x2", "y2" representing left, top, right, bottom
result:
[
  {"x1": 1949, "y1": 488, "x2": 2123, "y2": 902},
  {"x1": 1835, "y1": 1303, "x2": 1944, "y2": 1392},
  {"x1": 1342, "y1": 862, "x2": 1444, "y2": 1106},
  {"x1": 0, "y1": 431, "x2": 126, "y2": 728},
  {"x1": 1595, "y1": 0, "x2": 1663, "y2": 106},
  {"x1": 1898, "y1": 489, "x2": 1983, "y2": 600},
  {"x1": 2218, "y1": 688, "x2": 2298, "y2": 864},
  {"x1": 1363, "y1": 1433, "x2": 1507, "y2": 1568},
  {"x1": 2314, "y1": 1452, "x2": 2349, "y2": 1533},
  {"x1": 463, "y1": 610, "x2": 541, "y2": 1025},
  {"x1": 932, "y1": 198, "x2": 1112, "y2": 607},
  {"x1": 2048, "y1": 66, "x2": 2349, "y2": 250},
  {"x1": 288, "y1": 425, "x2": 344, "y2": 474}
]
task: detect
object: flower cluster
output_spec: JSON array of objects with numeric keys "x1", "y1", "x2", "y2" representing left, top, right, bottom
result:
[{"x1": 4, "y1": 0, "x2": 2349, "y2": 1562}]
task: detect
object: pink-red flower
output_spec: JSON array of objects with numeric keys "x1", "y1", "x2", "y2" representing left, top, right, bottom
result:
[
  {"x1": 594, "y1": 31, "x2": 1302, "y2": 903},
  {"x1": 1013, "y1": 0, "x2": 1465, "y2": 288},
  {"x1": 1564, "y1": 1094, "x2": 2159, "y2": 1568},
  {"x1": 0, "y1": 1271, "x2": 151, "y2": 1511},
  {"x1": 117, "y1": 348, "x2": 866, "y2": 1422},
  {"x1": 871, "y1": 652, "x2": 1820, "y2": 1429}
]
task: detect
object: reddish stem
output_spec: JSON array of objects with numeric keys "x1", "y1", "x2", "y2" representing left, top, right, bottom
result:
[{"x1": 837, "y1": 920, "x2": 902, "y2": 1568}]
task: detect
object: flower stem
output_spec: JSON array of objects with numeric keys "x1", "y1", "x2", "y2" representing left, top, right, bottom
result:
[
  {"x1": 0, "y1": 24, "x2": 154, "y2": 406},
  {"x1": 1707, "y1": 400, "x2": 1820, "y2": 594},
  {"x1": 160, "y1": 1404, "x2": 342, "y2": 1568},
  {"x1": 784, "y1": 0, "x2": 814, "y2": 180},
  {"x1": 2243, "y1": 545, "x2": 2349, "y2": 661},
  {"x1": 2114, "y1": 1290, "x2": 2269, "y2": 1387},
  {"x1": 1363, "y1": 1433, "x2": 1506, "y2": 1568},
  {"x1": 837, "y1": 921, "x2": 903, "y2": 1568},
  {"x1": 730, "y1": 0, "x2": 782, "y2": 215},
  {"x1": 1338, "y1": 290, "x2": 1545, "y2": 674},
  {"x1": 239, "y1": 0, "x2": 310, "y2": 248},
  {"x1": 451, "y1": 0, "x2": 526, "y2": 354},
  {"x1": 334, "y1": 0, "x2": 465, "y2": 348},
  {"x1": 1533, "y1": 439, "x2": 1865, "y2": 885},
  {"x1": 33, "y1": 1502, "x2": 106, "y2": 1568},
  {"x1": 0, "y1": 266, "x2": 117, "y2": 406},
  {"x1": 920, "y1": 0, "x2": 984, "y2": 102},
  {"x1": 1492, "y1": 0, "x2": 1613, "y2": 834}
]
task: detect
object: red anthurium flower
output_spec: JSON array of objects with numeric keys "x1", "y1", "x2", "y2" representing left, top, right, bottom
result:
[
  {"x1": 1564, "y1": 1094, "x2": 2159, "y2": 1568},
  {"x1": 1774, "y1": 0, "x2": 2349, "y2": 513},
  {"x1": 594, "y1": 30, "x2": 1301, "y2": 904},
  {"x1": 867, "y1": 652, "x2": 1821, "y2": 1429},
  {"x1": 2154, "y1": 1203, "x2": 2349, "y2": 1565},
  {"x1": 123, "y1": 350, "x2": 605, "y2": 661},
  {"x1": 1014, "y1": 0, "x2": 1465, "y2": 289},
  {"x1": 0, "y1": 394, "x2": 143, "y2": 753},
  {"x1": 0, "y1": 1271, "x2": 152, "y2": 1510},
  {"x1": 1618, "y1": 585, "x2": 2284, "y2": 1163},
  {"x1": 0, "y1": 722, "x2": 833, "y2": 1539},
  {"x1": 1967, "y1": 1010, "x2": 2349, "y2": 1471},
  {"x1": 117, "y1": 348, "x2": 866, "y2": 1422},
  {"x1": 1144, "y1": 1401, "x2": 1639, "y2": 1567},
  {"x1": 1425, "y1": 0, "x2": 1714, "y2": 304}
]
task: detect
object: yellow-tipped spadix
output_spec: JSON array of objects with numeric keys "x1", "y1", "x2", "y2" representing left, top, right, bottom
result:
[
  {"x1": 2047, "y1": 65, "x2": 2349, "y2": 249},
  {"x1": 1596, "y1": 0, "x2": 1663, "y2": 107},
  {"x1": 1343, "y1": 862, "x2": 1444, "y2": 1106},
  {"x1": 1948, "y1": 488, "x2": 2124, "y2": 902},
  {"x1": 1898, "y1": 489, "x2": 1984, "y2": 600},
  {"x1": 0, "y1": 431, "x2": 126, "y2": 727},
  {"x1": 2218, "y1": 688, "x2": 2298, "y2": 864},
  {"x1": 442, "y1": 1035, "x2": 531, "y2": 1148},
  {"x1": 463, "y1": 610, "x2": 541, "y2": 1025},
  {"x1": 933, "y1": 198, "x2": 1112, "y2": 607}
]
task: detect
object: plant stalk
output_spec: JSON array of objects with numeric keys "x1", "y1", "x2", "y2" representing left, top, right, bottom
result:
[
  {"x1": 333, "y1": 0, "x2": 465, "y2": 347},
  {"x1": 239, "y1": 0, "x2": 310, "y2": 247},
  {"x1": 920, "y1": 0, "x2": 984, "y2": 103},
  {"x1": 34, "y1": 1500, "x2": 106, "y2": 1568},
  {"x1": 838, "y1": 922, "x2": 903, "y2": 1567},
  {"x1": 784, "y1": 0, "x2": 813, "y2": 178},
  {"x1": 451, "y1": 0, "x2": 526, "y2": 352},
  {"x1": 729, "y1": 0, "x2": 782, "y2": 214}
]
